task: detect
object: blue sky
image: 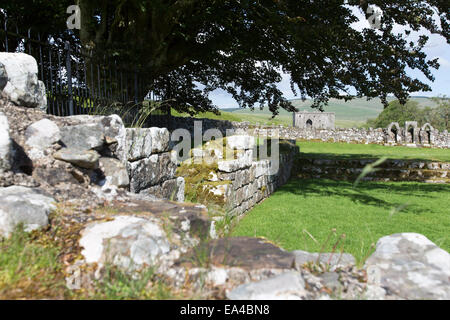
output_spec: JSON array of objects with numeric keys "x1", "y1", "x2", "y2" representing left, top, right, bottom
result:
[{"x1": 210, "y1": 8, "x2": 450, "y2": 109}]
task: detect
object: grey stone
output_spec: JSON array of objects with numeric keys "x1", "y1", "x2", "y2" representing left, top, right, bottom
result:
[
  {"x1": 149, "y1": 127, "x2": 170, "y2": 153},
  {"x1": 60, "y1": 123, "x2": 105, "y2": 151},
  {"x1": 365, "y1": 233, "x2": 450, "y2": 300},
  {"x1": 79, "y1": 215, "x2": 171, "y2": 270},
  {"x1": 54, "y1": 149, "x2": 100, "y2": 169},
  {"x1": 139, "y1": 177, "x2": 185, "y2": 202},
  {"x1": 227, "y1": 272, "x2": 307, "y2": 300},
  {"x1": 118, "y1": 128, "x2": 153, "y2": 161},
  {"x1": 0, "y1": 53, "x2": 47, "y2": 110},
  {"x1": 0, "y1": 112, "x2": 11, "y2": 172},
  {"x1": 226, "y1": 135, "x2": 255, "y2": 150},
  {"x1": 99, "y1": 157, "x2": 129, "y2": 188},
  {"x1": 128, "y1": 152, "x2": 177, "y2": 193},
  {"x1": 25, "y1": 119, "x2": 61, "y2": 159},
  {"x1": 0, "y1": 186, "x2": 55, "y2": 238}
]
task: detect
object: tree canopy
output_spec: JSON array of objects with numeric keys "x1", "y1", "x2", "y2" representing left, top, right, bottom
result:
[
  {"x1": 366, "y1": 97, "x2": 450, "y2": 130},
  {"x1": 2, "y1": 0, "x2": 449, "y2": 115}
]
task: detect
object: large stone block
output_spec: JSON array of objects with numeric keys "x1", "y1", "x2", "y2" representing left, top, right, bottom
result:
[
  {"x1": 0, "y1": 186, "x2": 55, "y2": 238},
  {"x1": 226, "y1": 135, "x2": 255, "y2": 150},
  {"x1": 79, "y1": 216, "x2": 171, "y2": 270},
  {"x1": 218, "y1": 149, "x2": 253, "y2": 172},
  {"x1": 365, "y1": 233, "x2": 450, "y2": 300},
  {"x1": 128, "y1": 152, "x2": 177, "y2": 193},
  {"x1": 0, "y1": 53, "x2": 47, "y2": 110},
  {"x1": 99, "y1": 157, "x2": 129, "y2": 188},
  {"x1": 25, "y1": 119, "x2": 61, "y2": 160}
]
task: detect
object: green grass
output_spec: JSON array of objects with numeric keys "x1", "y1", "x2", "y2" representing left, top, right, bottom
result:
[
  {"x1": 0, "y1": 227, "x2": 66, "y2": 299},
  {"x1": 232, "y1": 179, "x2": 450, "y2": 264},
  {"x1": 297, "y1": 141, "x2": 450, "y2": 162}
]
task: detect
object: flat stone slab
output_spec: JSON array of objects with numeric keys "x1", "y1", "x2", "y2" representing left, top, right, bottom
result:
[
  {"x1": 54, "y1": 149, "x2": 100, "y2": 169},
  {"x1": 176, "y1": 237, "x2": 295, "y2": 270}
]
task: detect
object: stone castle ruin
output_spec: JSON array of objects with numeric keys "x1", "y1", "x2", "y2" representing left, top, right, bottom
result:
[
  {"x1": 293, "y1": 111, "x2": 335, "y2": 130},
  {"x1": 386, "y1": 121, "x2": 437, "y2": 146}
]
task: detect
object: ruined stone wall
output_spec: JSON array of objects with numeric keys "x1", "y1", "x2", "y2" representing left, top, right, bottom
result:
[
  {"x1": 116, "y1": 127, "x2": 184, "y2": 201},
  {"x1": 293, "y1": 112, "x2": 335, "y2": 130},
  {"x1": 232, "y1": 123, "x2": 450, "y2": 149},
  {"x1": 298, "y1": 158, "x2": 449, "y2": 183},
  {"x1": 181, "y1": 136, "x2": 299, "y2": 217}
]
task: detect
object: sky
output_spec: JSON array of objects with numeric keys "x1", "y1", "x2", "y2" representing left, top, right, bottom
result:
[{"x1": 210, "y1": 7, "x2": 450, "y2": 109}]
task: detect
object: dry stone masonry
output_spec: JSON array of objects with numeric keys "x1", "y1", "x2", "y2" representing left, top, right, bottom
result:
[{"x1": 178, "y1": 136, "x2": 299, "y2": 217}]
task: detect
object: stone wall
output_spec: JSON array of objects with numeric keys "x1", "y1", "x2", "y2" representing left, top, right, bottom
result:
[
  {"x1": 219, "y1": 150, "x2": 298, "y2": 217},
  {"x1": 116, "y1": 127, "x2": 184, "y2": 201},
  {"x1": 293, "y1": 111, "x2": 335, "y2": 130},
  {"x1": 233, "y1": 123, "x2": 450, "y2": 149},
  {"x1": 169, "y1": 116, "x2": 449, "y2": 149},
  {"x1": 178, "y1": 136, "x2": 299, "y2": 217},
  {"x1": 298, "y1": 158, "x2": 449, "y2": 183}
]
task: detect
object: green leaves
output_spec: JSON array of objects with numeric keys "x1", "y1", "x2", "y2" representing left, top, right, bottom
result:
[{"x1": 5, "y1": 0, "x2": 449, "y2": 115}]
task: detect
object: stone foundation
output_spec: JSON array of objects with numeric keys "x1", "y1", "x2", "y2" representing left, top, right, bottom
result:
[{"x1": 297, "y1": 158, "x2": 450, "y2": 183}]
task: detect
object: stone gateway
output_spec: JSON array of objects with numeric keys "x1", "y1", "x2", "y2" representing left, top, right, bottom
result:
[{"x1": 293, "y1": 111, "x2": 335, "y2": 130}]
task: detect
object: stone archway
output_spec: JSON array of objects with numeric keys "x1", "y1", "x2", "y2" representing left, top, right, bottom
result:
[
  {"x1": 405, "y1": 121, "x2": 418, "y2": 144},
  {"x1": 420, "y1": 123, "x2": 434, "y2": 145},
  {"x1": 306, "y1": 119, "x2": 313, "y2": 129},
  {"x1": 387, "y1": 122, "x2": 402, "y2": 143}
]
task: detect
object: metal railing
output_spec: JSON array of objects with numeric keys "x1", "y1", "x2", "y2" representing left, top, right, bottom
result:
[{"x1": 0, "y1": 15, "x2": 171, "y2": 128}]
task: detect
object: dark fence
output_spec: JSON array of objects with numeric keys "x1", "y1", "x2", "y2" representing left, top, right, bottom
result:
[{"x1": 0, "y1": 16, "x2": 171, "y2": 128}]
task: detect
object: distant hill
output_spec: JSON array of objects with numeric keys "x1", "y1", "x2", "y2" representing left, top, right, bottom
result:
[{"x1": 221, "y1": 96, "x2": 438, "y2": 128}]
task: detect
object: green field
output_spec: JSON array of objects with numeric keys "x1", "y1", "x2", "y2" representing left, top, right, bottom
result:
[
  {"x1": 232, "y1": 179, "x2": 450, "y2": 264},
  {"x1": 232, "y1": 141, "x2": 450, "y2": 264},
  {"x1": 298, "y1": 141, "x2": 450, "y2": 162},
  {"x1": 173, "y1": 96, "x2": 437, "y2": 128}
]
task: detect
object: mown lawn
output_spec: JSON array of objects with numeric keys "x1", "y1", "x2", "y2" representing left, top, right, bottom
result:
[
  {"x1": 297, "y1": 141, "x2": 450, "y2": 162},
  {"x1": 232, "y1": 179, "x2": 450, "y2": 264}
]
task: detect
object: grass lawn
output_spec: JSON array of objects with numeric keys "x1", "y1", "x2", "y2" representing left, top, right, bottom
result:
[
  {"x1": 297, "y1": 141, "x2": 450, "y2": 162},
  {"x1": 231, "y1": 179, "x2": 450, "y2": 264}
]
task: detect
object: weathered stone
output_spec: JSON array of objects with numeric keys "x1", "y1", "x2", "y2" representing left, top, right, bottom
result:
[
  {"x1": 0, "y1": 53, "x2": 47, "y2": 110},
  {"x1": 54, "y1": 149, "x2": 100, "y2": 169},
  {"x1": 149, "y1": 127, "x2": 170, "y2": 153},
  {"x1": 32, "y1": 166, "x2": 79, "y2": 186},
  {"x1": 128, "y1": 152, "x2": 177, "y2": 193},
  {"x1": 139, "y1": 177, "x2": 185, "y2": 202},
  {"x1": 227, "y1": 272, "x2": 307, "y2": 300},
  {"x1": 0, "y1": 112, "x2": 11, "y2": 172},
  {"x1": 60, "y1": 123, "x2": 105, "y2": 151},
  {"x1": 365, "y1": 233, "x2": 450, "y2": 300},
  {"x1": 226, "y1": 135, "x2": 255, "y2": 150},
  {"x1": 25, "y1": 119, "x2": 61, "y2": 159},
  {"x1": 99, "y1": 157, "x2": 129, "y2": 188},
  {"x1": 176, "y1": 237, "x2": 295, "y2": 270},
  {"x1": 218, "y1": 149, "x2": 253, "y2": 172},
  {"x1": 117, "y1": 128, "x2": 153, "y2": 162},
  {"x1": 79, "y1": 215, "x2": 171, "y2": 270},
  {"x1": 0, "y1": 186, "x2": 55, "y2": 238}
]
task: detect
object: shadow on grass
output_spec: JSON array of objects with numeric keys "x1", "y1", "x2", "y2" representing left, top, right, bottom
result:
[
  {"x1": 280, "y1": 178, "x2": 450, "y2": 213},
  {"x1": 298, "y1": 152, "x2": 448, "y2": 162}
]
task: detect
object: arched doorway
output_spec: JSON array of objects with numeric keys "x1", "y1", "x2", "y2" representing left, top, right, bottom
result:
[{"x1": 306, "y1": 119, "x2": 313, "y2": 128}]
